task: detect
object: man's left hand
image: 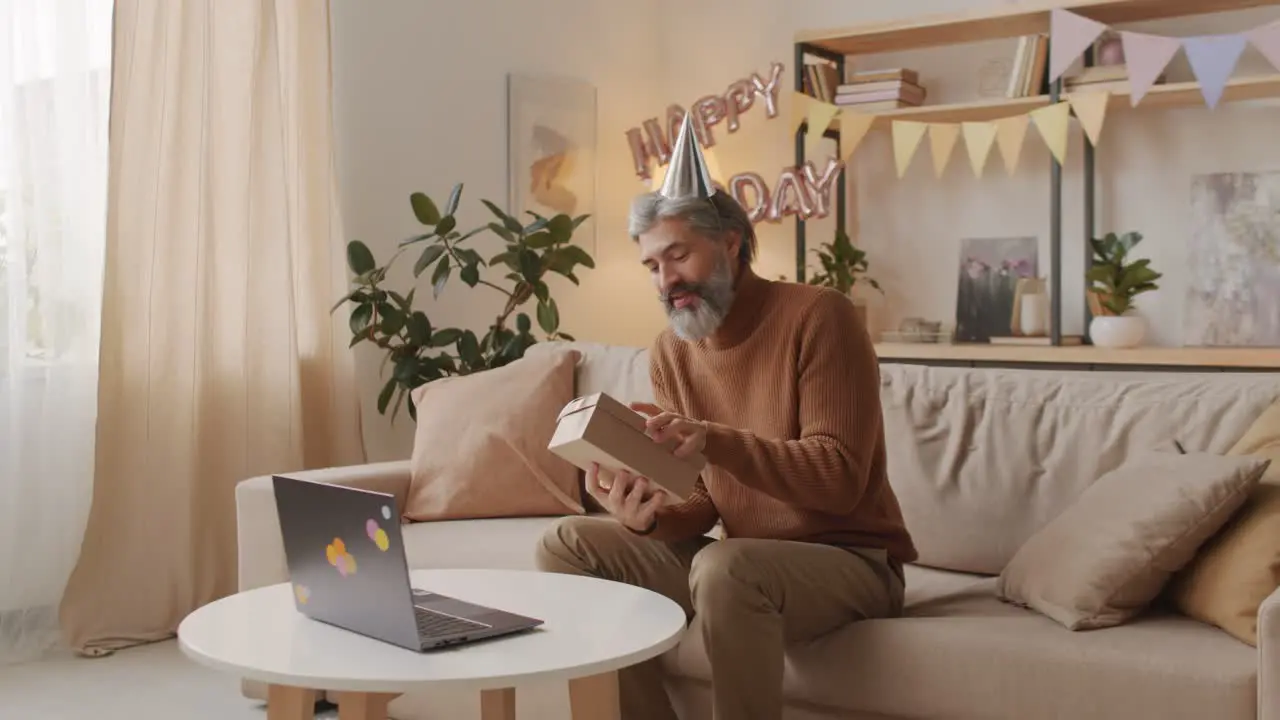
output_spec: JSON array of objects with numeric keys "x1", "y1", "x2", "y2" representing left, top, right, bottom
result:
[{"x1": 630, "y1": 402, "x2": 708, "y2": 459}]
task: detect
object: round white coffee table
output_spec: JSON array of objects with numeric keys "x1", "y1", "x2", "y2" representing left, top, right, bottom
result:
[{"x1": 177, "y1": 568, "x2": 686, "y2": 720}]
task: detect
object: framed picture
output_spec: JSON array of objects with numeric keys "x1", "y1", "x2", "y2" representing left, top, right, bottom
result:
[{"x1": 506, "y1": 73, "x2": 597, "y2": 253}]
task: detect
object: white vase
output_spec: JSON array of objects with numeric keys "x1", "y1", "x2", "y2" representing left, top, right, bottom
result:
[
  {"x1": 1090, "y1": 315, "x2": 1146, "y2": 348},
  {"x1": 1020, "y1": 293, "x2": 1048, "y2": 336}
]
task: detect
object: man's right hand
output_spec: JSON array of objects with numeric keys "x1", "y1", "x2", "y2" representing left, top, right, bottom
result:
[{"x1": 585, "y1": 462, "x2": 666, "y2": 534}]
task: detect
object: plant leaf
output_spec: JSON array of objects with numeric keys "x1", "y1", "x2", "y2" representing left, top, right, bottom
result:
[
  {"x1": 431, "y1": 255, "x2": 451, "y2": 298},
  {"x1": 524, "y1": 231, "x2": 555, "y2": 249},
  {"x1": 346, "y1": 240, "x2": 376, "y2": 275},
  {"x1": 445, "y1": 183, "x2": 463, "y2": 216},
  {"x1": 487, "y1": 222, "x2": 516, "y2": 243},
  {"x1": 349, "y1": 304, "x2": 373, "y2": 335},
  {"x1": 516, "y1": 313, "x2": 532, "y2": 333},
  {"x1": 459, "y1": 330, "x2": 482, "y2": 369},
  {"x1": 559, "y1": 244, "x2": 595, "y2": 269},
  {"x1": 413, "y1": 245, "x2": 445, "y2": 277},
  {"x1": 430, "y1": 327, "x2": 463, "y2": 347},
  {"x1": 536, "y1": 297, "x2": 560, "y2": 334},
  {"x1": 518, "y1": 248, "x2": 541, "y2": 284},
  {"x1": 377, "y1": 377, "x2": 398, "y2": 414},
  {"x1": 407, "y1": 312, "x2": 432, "y2": 345},
  {"x1": 398, "y1": 232, "x2": 434, "y2": 247},
  {"x1": 436, "y1": 215, "x2": 457, "y2": 236},
  {"x1": 460, "y1": 262, "x2": 480, "y2": 287},
  {"x1": 480, "y1": 199, "x2": 510, "y2": 223},
  {"x1": 410, "y1": 192, "x2": 441, "y2": 225},
  {"x1": 547, "y1": 214, "x2": 574, "y2": 244}
]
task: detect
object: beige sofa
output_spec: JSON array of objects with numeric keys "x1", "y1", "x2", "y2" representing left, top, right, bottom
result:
[{"x1": 236, "y1": 340, "x2": 1280, "y2": 720}]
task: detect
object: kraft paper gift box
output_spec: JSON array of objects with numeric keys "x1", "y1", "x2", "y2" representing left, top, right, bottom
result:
[{"x1": 548, "y1": 392, "x2": 705, "y2": 503}]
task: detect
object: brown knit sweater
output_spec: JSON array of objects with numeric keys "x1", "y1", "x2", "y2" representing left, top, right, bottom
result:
[{"x1": 646, "y1": 267, "x2": 918, "y2": 564}]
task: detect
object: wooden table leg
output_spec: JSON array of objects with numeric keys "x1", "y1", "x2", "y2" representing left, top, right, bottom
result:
[
  {"x1": 480, "y1": 688, "x2": 516, "y2": 720},
  {"x1": 267, "y1": 684, "x2": 318, "y2": 720},
  {"x1": 333, "y1": 691, "x2": 401, "y2": 720},
  {"x1": 568, "y1": 671, "x2": 620, "y2": 720}
]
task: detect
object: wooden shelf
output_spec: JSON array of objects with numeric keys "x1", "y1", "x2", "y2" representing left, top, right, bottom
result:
[
  {"x1": 816, "y1": 74, "x2": 1280, "y2": 129},
  {"x1": 875, "y1": 342, "x2": 1280, "y2": 368},
  {"x1": 796, "y1": 0, "x2": 1280, "y2": 56}
]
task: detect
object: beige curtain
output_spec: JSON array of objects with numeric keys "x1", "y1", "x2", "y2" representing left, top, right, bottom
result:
[{"x1": 58, "y1": 0, "x2": 366, "y2": 656}]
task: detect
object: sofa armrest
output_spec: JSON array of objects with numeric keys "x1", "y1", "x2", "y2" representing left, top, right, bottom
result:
[
  {"x1": 1261, "y1": 584, "x2": 1280, "y2": 720},
  {"x1": 235, "y1": 460, "x2": 413, "y2": 592}
]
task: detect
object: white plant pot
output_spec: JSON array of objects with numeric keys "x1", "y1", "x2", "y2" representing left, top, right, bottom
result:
[{"x1": 1090, "y1": 315, "x2": 1146, "y2": 348}]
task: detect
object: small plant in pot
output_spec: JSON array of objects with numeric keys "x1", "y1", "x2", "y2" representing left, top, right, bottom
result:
[
  {"x1": 807, "y1": 229, "x2": 882, "y2": 326},
  {"x1": 1086, "y1": 231, "x2": 1162, "y2": 348}
]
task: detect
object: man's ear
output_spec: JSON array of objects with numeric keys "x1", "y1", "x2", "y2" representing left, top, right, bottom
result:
[{"x1": 723, "y1": 229, "x2": 742, "y2": 262}]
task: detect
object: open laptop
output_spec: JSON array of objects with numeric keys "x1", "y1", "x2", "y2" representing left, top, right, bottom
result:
[{"x1": 271, "y1": 475, "x2": 543, "y2": 652}]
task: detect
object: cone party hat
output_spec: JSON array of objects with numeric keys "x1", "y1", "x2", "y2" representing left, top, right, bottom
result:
[{"x1": 659, "y1": 112, "x2": 717, "y2": 200}]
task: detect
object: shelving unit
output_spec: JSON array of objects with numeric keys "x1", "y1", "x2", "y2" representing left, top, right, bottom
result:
[{"x1": 793, "y1": 0, "x2": 1280, "y2": 366}]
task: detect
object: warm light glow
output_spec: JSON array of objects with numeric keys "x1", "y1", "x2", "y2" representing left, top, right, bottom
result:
[{"x1": 649, "y1": 145, "x2": 726, "y2": 191}]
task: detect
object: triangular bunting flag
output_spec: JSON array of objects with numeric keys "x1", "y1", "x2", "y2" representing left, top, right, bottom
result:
[
  {"x1": 1247, "y1": 20, "x2": 1280, "y2": 73},
  {"x1": 1183, "y1": 34, "x2": 1248, "y2": 109},
  {"x1": 994, "y1": 114, "x2": 1030, "y2": 175},
  {"x1": 804, "y1": 99, "x2": 842, "y2": 161},
  {"x1": 961, "y1": 122, "x2": 998, "y2": 178},
  {"x1": 790, "y1": 92, "x2": 815, "y2": 136},
  {"x1": 892, "y1": 121, "x2": 929, "y2": 178},
  {"x1": 838, "y1": 112, "x2": 876, "y2": 162},
  {"x1": 1030, "y1": 102, "x2": 1072, "y2": 166},
  {"x1": 1049, "y1": 9, "x2": 1109, "y2": 83},
  {"x1": 1068, "y1": 91, "x2": 1111, "y2": 146},
  {"x1": 928, "y1": 123, "x2": 960, "y2": 178},
  {"x1": 1121, "y1": 31, "x2": 1182, "y2": 106}
]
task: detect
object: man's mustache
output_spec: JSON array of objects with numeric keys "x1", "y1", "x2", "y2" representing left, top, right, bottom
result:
[{"x1": 662, "y1": 282, "x2": 706, "y2": 310}]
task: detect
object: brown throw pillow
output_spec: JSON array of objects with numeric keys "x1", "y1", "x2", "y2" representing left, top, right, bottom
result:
[
  {"x1": 403, "y1": 348, "x2": 584, "y2": 522},
  {"x1": 997, "y1": 449, "x2": 1270, "y2": 630},
  {"x1": 1169, "y1": 398, "x2": 1280, "y2": 646}
]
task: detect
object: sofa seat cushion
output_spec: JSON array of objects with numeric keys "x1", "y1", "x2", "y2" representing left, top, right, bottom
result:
[
  {"x1": 401, "y1": 515, "x2": 592, "y2": 571},
  {"x1": 663, "y1": 564, "x2": 1256, "y2": 720}
]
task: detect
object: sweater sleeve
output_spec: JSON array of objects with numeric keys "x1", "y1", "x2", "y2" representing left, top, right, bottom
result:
[
  {"x1": 700, "y1": 290, "x2": 882, "y2": 514},
  {"x1": 644, "y1": 342, "x2": 720, "y2": 543}
]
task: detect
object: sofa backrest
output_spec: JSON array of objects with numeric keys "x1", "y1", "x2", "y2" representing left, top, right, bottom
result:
[
  {"x1": 879, "y1": 363, "x2": 1280, "y2": 575},
  {"x1": 529, "y1": 341, "x2": 1280, "y2": 575}
]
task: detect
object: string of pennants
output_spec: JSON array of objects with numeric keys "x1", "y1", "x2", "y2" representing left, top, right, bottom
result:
[
  {"x1": 791, "y1": 92, "x2": 1109, "y2": 179},
  {"x1": 792, "y1": 11, "x2": 1280, "y2": 179}
]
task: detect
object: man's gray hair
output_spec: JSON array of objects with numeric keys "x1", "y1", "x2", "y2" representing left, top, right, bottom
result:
[{"x1": 628, "y1": 191, "x2": 758, "y2": 267}]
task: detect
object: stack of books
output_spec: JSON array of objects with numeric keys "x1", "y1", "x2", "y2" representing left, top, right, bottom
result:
[
  {"x1": 832, "y1": 68, "x2": 925, "y2": 111},
  {"x1": 1064, "y1": 64, "x2": 1158, "y2": 94}
]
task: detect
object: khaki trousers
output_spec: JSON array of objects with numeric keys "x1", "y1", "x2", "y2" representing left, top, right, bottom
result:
[{"x1": 534, "y1": 516, "x2": 905, "y2": 720}]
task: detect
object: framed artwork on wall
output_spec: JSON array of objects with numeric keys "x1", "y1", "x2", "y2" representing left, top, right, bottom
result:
[{"x1": 506, "y1": 73, "x2": 597, "y2": 253}]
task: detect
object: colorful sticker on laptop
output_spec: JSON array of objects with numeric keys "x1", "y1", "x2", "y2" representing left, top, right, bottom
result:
[
  {"x1": 294, "y1": 584, "x2": 311, "y2": 605},
  {"x1": 326, "y1": 537, "x2": 357, "y2": 576},
  {"x1": 381, "y1": 505, "x2": 391, "y2": 520},
  {"x1": 366, "y1": 519, "x2": 390, "y2": 552}
]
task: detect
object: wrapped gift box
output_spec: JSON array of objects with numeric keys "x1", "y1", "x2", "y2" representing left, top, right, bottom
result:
[{"x1": 548, "y1": 392, "x2": 705, "y2": 502}]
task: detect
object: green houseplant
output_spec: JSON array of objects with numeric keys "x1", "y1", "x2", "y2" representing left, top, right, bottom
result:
[
  {"x1": 1086, "y1": 231, "x2": 1162, "y2": 348},
  {"x1": 334, "y1": 183, "x2": 594, "y2": 420},
  {"x1": 807, "y1": 228, "x2": 882, "y2": 296}
]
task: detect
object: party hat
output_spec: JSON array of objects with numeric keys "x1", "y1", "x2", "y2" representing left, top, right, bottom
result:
[{"x1": 659, "y1": 112, "x2": 717, "y2": 199}]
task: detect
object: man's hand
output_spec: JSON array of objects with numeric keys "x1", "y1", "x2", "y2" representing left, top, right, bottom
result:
[
  {"x1": 585, "y1": 462, "x2": 666, "y2": 534},
  {"x1": 630, "y1": 402, "x2": 708, "y2": 460}
]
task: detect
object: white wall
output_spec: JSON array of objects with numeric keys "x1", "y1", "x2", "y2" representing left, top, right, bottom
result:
[{"x1": 332, "y1": 0, "x2": 1280, "y2": 459}]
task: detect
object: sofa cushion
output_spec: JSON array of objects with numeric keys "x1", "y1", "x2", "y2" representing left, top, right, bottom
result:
[
  {"x1": 996, "y1": 449, "x2": 1268, "y2": 630},
  {"x1": 404, "y1": 348, "x2": 584, "y2": 522},
  {"x1": 400, "y1": 515, "x2": 586, "y2": 571},
  {"x1": 663, "y1": 564, "x2": 1257, "y2": 720},
  {"x1": 1172, "y1": 396, "x2": 1280, "y2": 645},
  {"x1": 879, "y1": 363, "x2": 1280, "y2": 575}
]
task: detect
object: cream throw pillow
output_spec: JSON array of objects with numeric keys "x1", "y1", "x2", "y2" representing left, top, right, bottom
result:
[
  {"x1": 403, "y1": 347, "x2": 584, "y2": 522},
  {"x1": 997, "y1": 450, "x2": 1270, "y2": 630},
  {"x1": 1169, "y1": 398, "x2": 1280, "y2": 646}
]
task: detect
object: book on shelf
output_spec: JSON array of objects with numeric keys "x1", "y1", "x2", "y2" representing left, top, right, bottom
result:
[
  {"x1": 988, "y1": 335, "x2": 1084, "y2": 346},
  {"x1": 1007, "y1": 33, "x2": 1049, "y2": 98},
  {"x1": 1064, "y1": 64, "x2": 1164, "y2": 94},
  {"x1": 833, "y1": 67, "x2": 925, "y2": 109},
  {"x1": 803, "y1": 60, "x2": 841, "y2": 103}
]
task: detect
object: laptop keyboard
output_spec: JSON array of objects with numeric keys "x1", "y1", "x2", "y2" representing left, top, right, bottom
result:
[{"x1": 414, "y1": 606, "x2": 489, "y2": 639}]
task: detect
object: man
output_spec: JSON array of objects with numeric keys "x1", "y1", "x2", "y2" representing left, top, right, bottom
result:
[{"x1": 534, "y1": 113, "x2": 917, "y2": 720}]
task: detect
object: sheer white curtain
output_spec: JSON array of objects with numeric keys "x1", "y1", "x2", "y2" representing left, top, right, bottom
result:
[{"x1": 0, "y1": 0, "x2": 112, "y2": 663}]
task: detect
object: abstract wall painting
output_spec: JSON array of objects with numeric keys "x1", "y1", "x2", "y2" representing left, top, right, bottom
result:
[
  {"x1": 955, "y1": 236, "x2": 1039, "y2": 342},
  {"x1": 506, "y1": 73, "x2": 597, "y2": 253},
  {"x1": 1185, "y1": 171, "x2": 1280, "y2": 347}
]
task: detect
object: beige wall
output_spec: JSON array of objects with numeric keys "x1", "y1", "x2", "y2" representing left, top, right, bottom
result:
[{"x1": 332, "y1": 0, "x2": 1280, "y2": 460}]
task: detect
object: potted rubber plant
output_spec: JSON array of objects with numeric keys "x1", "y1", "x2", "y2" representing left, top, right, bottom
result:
[{"x1": 1085, "y1": 231, "x2": 1162, "y2": 348}]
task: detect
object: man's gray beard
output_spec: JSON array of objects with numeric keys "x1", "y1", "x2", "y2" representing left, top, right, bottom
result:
[{"x1": 665, "y1": 257, "x2": 736, "y2": 341}]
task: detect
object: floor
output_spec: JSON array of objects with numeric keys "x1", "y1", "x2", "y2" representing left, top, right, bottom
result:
[{"x1": 0, "y1": 640, "x2": 300, "y2": 719}]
